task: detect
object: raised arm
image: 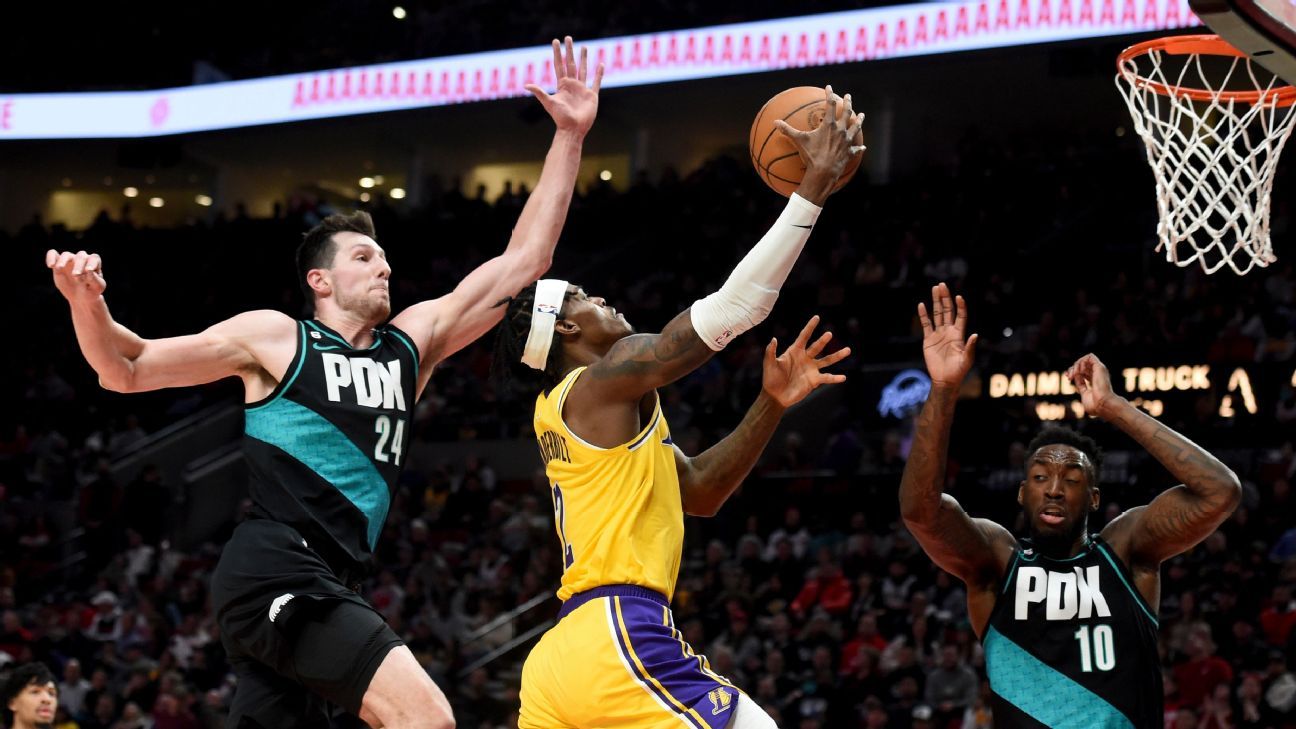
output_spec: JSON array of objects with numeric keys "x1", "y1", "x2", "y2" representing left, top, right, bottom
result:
[
  {"x1": 900, "y1": 284, "x2": 1013, "y2": 592},
  {"x1": 677, "y1": 317, "x2": 849, "y2": 516},
  {"x1": 1070, "y1": 354, "x2": 1242, "y2": 566},
  {"x1": 391, "y1": 37, "x2": 602, "y2": 379},
  {"x1": 578, "y1": 87, "x2": 864, "y2": 403},
  {"x1": 47, "y1": 249, "x2": 293, "y2": 395}
]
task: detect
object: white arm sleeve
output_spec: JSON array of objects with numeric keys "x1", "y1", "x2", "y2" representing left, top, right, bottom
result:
[{"x1": 690, "y1": 192, "x2": 823, "y2": 350}]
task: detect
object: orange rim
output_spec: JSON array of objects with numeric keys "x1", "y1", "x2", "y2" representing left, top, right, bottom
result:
[{"x1": 1117, "y1": 34, "x2": 1296, "y2": 107}]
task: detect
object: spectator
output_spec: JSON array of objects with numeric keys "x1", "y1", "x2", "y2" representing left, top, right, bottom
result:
[
  {"x1": 82, "y1": 593, "x2": 123, "y2": 644},
  {"x1": 150, "y1": 693, "x2": 198, "y2": 729},
  {"x1": 106, "y1": 416, "x2": 147, "y2": 458},
  {"x1": 790, "y1": 552, "x2": 852, "y2": 619},
  {"x1": 766, "y1": 507, "x2": 811, "y2": 560},
  {"x1": 3, "y1": 663, "x2": 57, "y2": 729},
  {"x1": 1259, "y1": 583, "x2": 1296, "y2": 647},
  {"x1": 1174, "y1": 626, "x2": 1236, "y2": 708},
  {"x1": 925, "y1": 645, "x2": 979, "y2": 726},
  {"x1": 1263, "y1": 650, "x2": 1296, "y2": 719},
  {"x1": 57, "y1": 660, "x2": 91, "y2": 716},
  {"x1": 110, "y1": 701, "x2": 148, "y2": 729},
  {"x1": 0, "y1": 613, "x2": 33, "y2": 665},
  {"x1": 81, "y1": 694, "x2": 118, "y2": 729}
]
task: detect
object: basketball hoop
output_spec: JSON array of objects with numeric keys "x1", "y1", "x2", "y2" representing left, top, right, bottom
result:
[{"x1": 1116, "y1": 34, "x2": 1296, "y2": 275}]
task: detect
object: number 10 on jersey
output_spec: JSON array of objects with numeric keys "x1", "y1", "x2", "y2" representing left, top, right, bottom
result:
[{"x1": 1074, "y1": 624, "x2": 1116, "y2": 672}]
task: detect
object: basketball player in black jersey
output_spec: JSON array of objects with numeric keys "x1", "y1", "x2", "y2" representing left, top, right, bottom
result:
[
  {"x1": 45, "y1": 38, "x2": 602, "y2": 729},
  {"x1": 899, "y1": 283, "x2": 1242, "y2": 729}
]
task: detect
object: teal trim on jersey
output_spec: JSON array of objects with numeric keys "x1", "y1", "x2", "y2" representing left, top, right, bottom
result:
[
  {"x1": 985, "y1": 626, "x2": 1135, "y2": 729},
  {"x1": 386, "y1": 328, "x2": 421, "y2": 381},
  {"x1": 1000, "y1": 551, "x2": 1021, "y2": 595},
  {"x1": 245, "y1": 398, "x2": 389, "y2": 549},
  {"x1": 1095, "y1": 543, "x2": 1159, "y2": 626},
  {"x1": 304, "y1": 320, "x2": 350, "y2": 348},
  {"x1": 311, "y1": 343, "x2": 346, "y2": 352},
  {"x1": 1019, "y1": 536, "x2": 1095, "y2": 563},
  {"x1": 305, "y1": 320, "x2": 384, "y2": 351},
  {"x1": 247, "y1": 322, "x2": 308, "y2": 411}
]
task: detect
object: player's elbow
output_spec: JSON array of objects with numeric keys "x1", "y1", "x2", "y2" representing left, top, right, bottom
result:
[
  {"x1": 899, "y1": 499, "x2": 934, "y2": 527},
  {"x1": 687, "y1": 502, "x2": 721, "y2": 518},
  {"x1": 682, "y1": 486, "x2": 722, "y2": 517},
  {"x1": 98, "y1": 372, "x2": 136, "y2": 393},
  {"x1": 1215, "y1": 469, "x2": 1243, "y2": 511}
]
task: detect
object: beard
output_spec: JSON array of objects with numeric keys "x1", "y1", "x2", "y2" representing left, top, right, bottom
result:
[
  {"x1": 1026, "y1": 512, "x2": 1089, "y2": 556},
  {"x1": 337, "y1": 289, "x2": 391, "y2": 323}
]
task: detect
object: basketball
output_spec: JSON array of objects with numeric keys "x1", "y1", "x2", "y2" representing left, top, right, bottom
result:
[{"x1": 749, "y1": 86, "x2": 864, "y2": 198}]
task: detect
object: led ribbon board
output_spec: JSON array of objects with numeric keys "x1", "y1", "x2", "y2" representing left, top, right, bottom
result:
[
  {"x1": 984, "y1": 362, "x2": 1294, "y2": 420},
  {"x1": 0, "y1": 0, "x2": 1200, "y2": 139}
]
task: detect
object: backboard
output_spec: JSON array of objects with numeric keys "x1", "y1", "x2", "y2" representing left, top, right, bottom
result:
[{"x1": 1192, "y1": 0, "x2": 1296, "y2": 82}]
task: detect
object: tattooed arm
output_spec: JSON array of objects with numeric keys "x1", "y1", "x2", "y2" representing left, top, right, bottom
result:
[
  {"x1": 1071, "y1": 354, "x2": 1242, "y2": 566},
  {"x1": 899, "y1": 285, "x2": 1015, "y2": 634},
  {"x1": 677, "y1": 317, "x2": 849, "y2": 516},
  {"x1": 580, "y1": 308, "x2": 719, "y2": 400},
  {"x1": 900, "y1": 384, "x2": 1015, "y2": 582}
]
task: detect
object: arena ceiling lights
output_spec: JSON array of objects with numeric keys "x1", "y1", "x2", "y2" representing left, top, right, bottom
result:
[{"x1": 0, "y1": 0, "x2": 1199, "y2": 140}]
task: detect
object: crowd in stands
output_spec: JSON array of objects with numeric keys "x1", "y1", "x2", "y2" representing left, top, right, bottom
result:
[{"x1": 2, "y1": 122, "x2": 1295, "y2": 728}]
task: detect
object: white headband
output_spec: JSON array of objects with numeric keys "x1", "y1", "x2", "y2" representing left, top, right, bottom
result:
[{"x1": 521, "y1": 278, "x2": 569, "y2": 371}]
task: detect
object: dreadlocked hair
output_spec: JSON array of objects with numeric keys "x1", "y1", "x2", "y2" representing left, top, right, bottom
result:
[
  {"x1": 490, "y1": 281, "x2": 569, "y2": 398},
  {"x1": 1027, "y1": 426, "x2": 1104, "y2": 486}
]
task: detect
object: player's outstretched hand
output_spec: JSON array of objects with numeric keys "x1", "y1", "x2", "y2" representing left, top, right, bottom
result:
[
  {"x1": 773, "y1": 85, "x2": 864, "y2": 192},
  {"x1": 526, "y1": 36, "x2": 603, "y2": 137},
  {"x1": 762, "y1": 315, "x2": 851, "y2": 408},
  {"x1": 1066, "y1": 353, "x2": 1120, "y2": 419},
  {"x1": 917, "y1": 282, "x2": 977, "y2": 388},
  {"x1": 47, "y1": 249, "x2": 106, "y2": 303}
]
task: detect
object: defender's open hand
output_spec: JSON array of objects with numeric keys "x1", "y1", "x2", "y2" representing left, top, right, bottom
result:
[
  {"x1": 917, "y1": 282, "x2": 977, "y2": 388},
  {"x1": 526, "y1": 36, "x2": 604, "y2": 136}
]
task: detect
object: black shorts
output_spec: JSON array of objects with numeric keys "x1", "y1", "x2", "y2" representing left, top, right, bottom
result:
[{"x1": 211, "y1": 519, "x2": 402, "y2": 728}]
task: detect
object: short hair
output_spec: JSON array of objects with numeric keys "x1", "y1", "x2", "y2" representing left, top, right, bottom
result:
[
  {"x1": 3, "y1": 662, "x2": 56, "y2": 724},
  {"x1": 296, "y1": 211, "x2": 377, "y2": 299},
  {"x1": 1026, "y1": 426, "x2": 1103, "y2": 486},
  {"x1": 489, "y1": 281, "x2": 573, "y2": 396}
]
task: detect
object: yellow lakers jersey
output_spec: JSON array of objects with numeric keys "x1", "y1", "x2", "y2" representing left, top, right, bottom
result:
[{"x1": 533, "y1": 367, "x2": 684, "y2": 602}]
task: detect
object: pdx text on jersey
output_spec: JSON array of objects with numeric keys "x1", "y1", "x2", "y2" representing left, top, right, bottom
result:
[
  {"x1": 321, "y1": 354, "x2": 407, "y2": 411},
  {"x1": 1014, "y1": 566, "x2": 1111, "y2": 621}
]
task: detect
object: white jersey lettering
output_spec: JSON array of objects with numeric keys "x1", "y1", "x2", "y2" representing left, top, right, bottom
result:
[
  {"x1": 1015, "y1": 564, "x2": 1111, "y2": 621},
  {"x1": 1075, "y1": 565, "x2": 1112, "y2": 619},
  {"x1": 350, "y1": 359, "x2": 383, "y2": 408},
  {"x1": 1015, "y1": 566, "x2": 1047, "y2": 619},
  {"x1": 321, "y1": 355, "x2": 407, "y2": 410},
  {"x1": 322, "y1": 353, "x2": 352, "y2": 402}
]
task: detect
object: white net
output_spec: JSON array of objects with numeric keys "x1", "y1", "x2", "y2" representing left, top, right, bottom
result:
[{"x1": 1116, "y1": 38, "x2": 1296, "y2": 275}]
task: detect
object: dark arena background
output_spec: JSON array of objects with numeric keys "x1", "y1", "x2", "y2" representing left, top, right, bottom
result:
[{"x1": 2, "y1": 1, "x2": 1295, "y2": 728}]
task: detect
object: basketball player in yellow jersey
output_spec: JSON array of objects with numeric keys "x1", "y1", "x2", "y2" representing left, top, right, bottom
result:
[{"x1": 491, "y1": 86, "x2": 864, "y2": 728}]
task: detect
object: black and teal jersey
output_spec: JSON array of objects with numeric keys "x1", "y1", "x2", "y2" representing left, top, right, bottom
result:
[
  {"x1": 984, "y1": 536, "x2": 1162, "y2": 729},
  {"x1": 242, "y1": 319, "x2": 420, "y2": 577}
]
